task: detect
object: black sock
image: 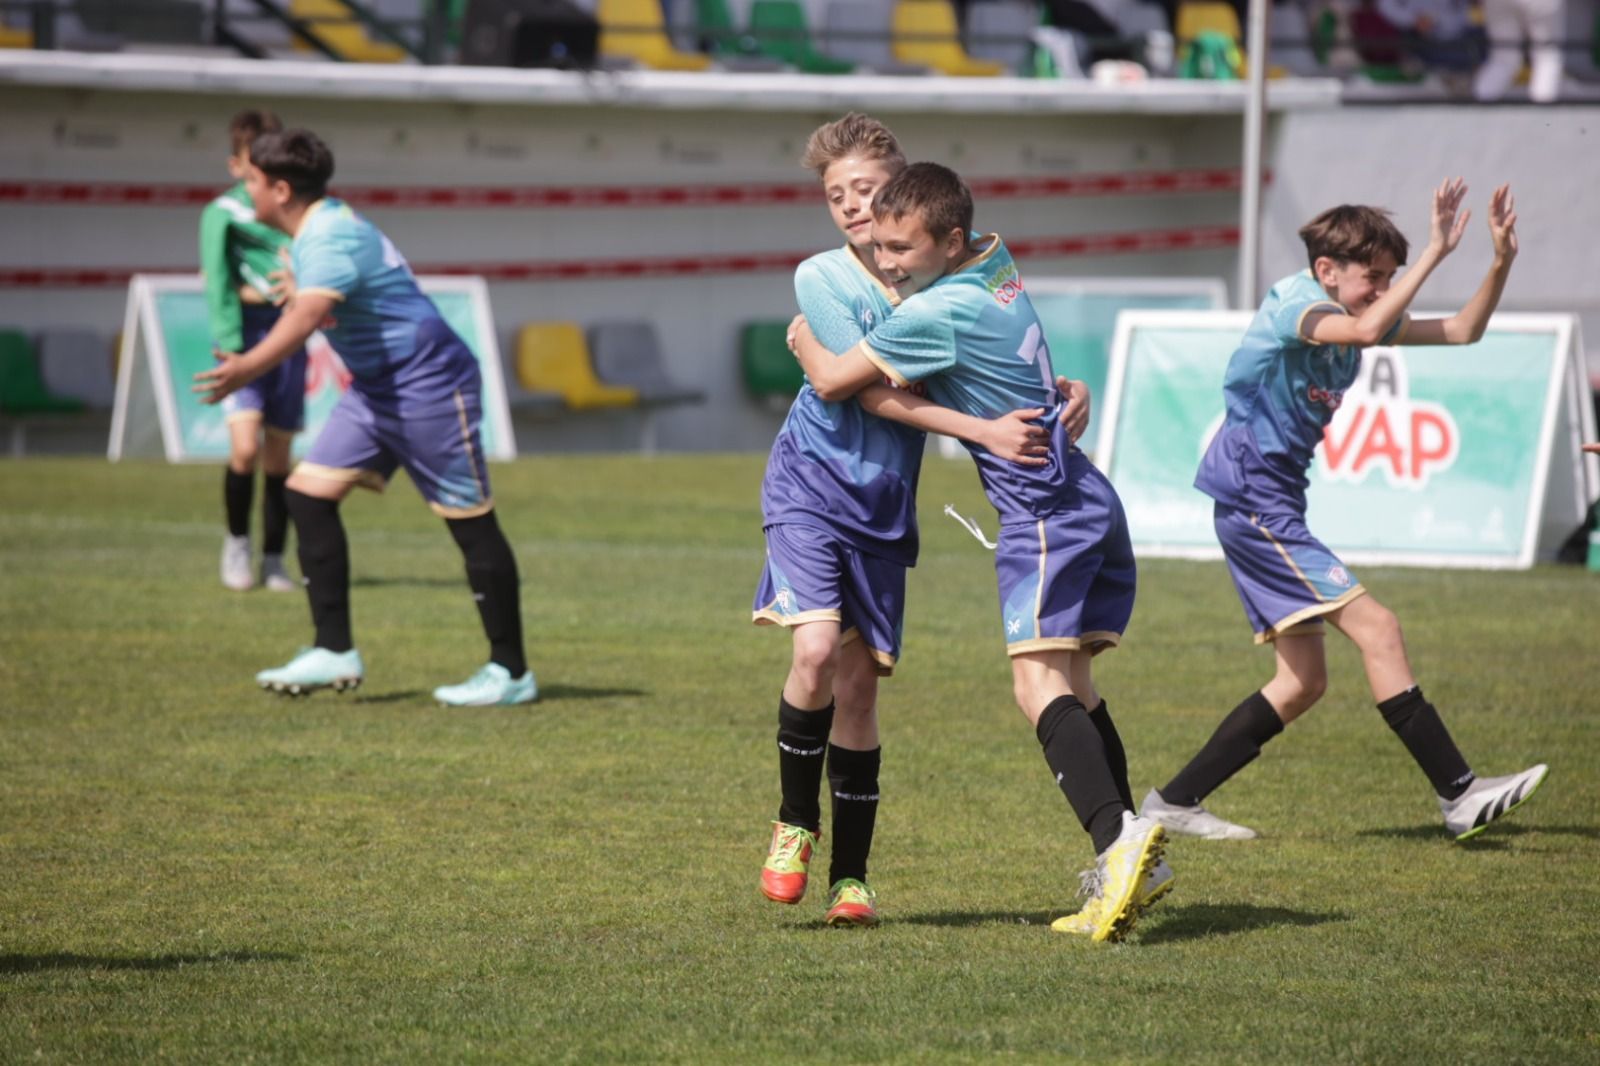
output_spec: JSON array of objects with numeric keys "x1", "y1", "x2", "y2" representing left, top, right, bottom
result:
[
  {"x1": 1377, "y1": 686, "x2": 1475, "y2": 799},
  {"x1": 1088, "y1": 699, "x2": 1134, "y2": 811},
  {"x1": 1160, "y1": 691, "x2": 1284, "y2": 808},
  {"x1": 224, "y1": 468, "x2": 253, "y2": 537},
  {"x1": 446, "y1": 512, "x2": 527, "y2": 677},
  {"x1": 827, "y1": 744, "x2": 880, "y2": 886},
  {"x1": 1035, "y1": 695, "x2": 1127, "y2": 855},
  {"x1": 285, "y1": 490, "x2": 352, "y2": 653},
  {"x1": 261, "y1": 474, "x2": 290, "y2": 556},
  {"x1": 776, "y1": 696, "x2": 833, "y2": 832}
]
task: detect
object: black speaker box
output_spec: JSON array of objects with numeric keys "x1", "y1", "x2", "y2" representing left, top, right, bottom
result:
[{"x1": 460, "y1": 0, "x2": 599, "y2": 69}]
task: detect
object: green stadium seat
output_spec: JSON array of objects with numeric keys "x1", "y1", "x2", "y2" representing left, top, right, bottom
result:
[
  {"x1": 749, "y1": 0, "x2": 855, "y2": 73},
  {"x1": 740, "y1": 322, "x2": 805, "y2": 408},
  {"x1": 0, "y1": 330, "x2": 84, "y2": 414}
]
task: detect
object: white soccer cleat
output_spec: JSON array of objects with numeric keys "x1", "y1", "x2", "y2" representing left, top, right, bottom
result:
[
  {"x1": 260, "y1": 554, "x2": 298, "y2": 592},
  {"x1": 1141, "y1": 787, "x2": 1259, "y2": 840},
  {"x1": 1440, "y1": 764, "x2": 1548, "y2": 841},
  {"x1": 433, "y1": 662, "x2": 538, "y2": 707},
  {"x1": 220, "y1": 534, "x2": 254, "y2": 591},
  {"x1": 255, "y1": 647, "x2": 364, "y2": 696}
]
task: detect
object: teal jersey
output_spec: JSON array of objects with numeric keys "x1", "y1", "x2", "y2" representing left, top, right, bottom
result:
[
  {"x1": 198, "y1": 181, "x2": 292, "y2": 352},
  {"x1": 759, "y1": 246, "x2": 925, "y2": 566},
  {"x1": 859, "y1": 235, "x2": 1075, "y2": 521},
  {"x1": 292, "y1": 198, "x2": 477, "y2": 410},
  {"x1": 1194, "y1": 270, "x2": 1408, "y2": 515}
]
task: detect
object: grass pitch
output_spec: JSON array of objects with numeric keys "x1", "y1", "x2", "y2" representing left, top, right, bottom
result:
[{"x1": 2, "y1": 456, "x2": 1596, "y2": 1064}]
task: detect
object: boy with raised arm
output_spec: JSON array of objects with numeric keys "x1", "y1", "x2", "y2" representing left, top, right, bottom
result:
[
  {"x1": 1142, "y1": 180, "x2": 1547, "y2": 842},
  {"x1": 788, "y1": 162, "x2": 1169, "y2": 942},
  {"x1": 754, "y1": 114, "x2": 1091, "y2": 927},
  {"x1": 194, "y1": 128, "x2": 535, "y2": 707}
]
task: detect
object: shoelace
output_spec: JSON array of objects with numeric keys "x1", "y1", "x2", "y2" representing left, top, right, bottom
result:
[
  {"x1": 943, "y1": 504, "x2": 997, "y2": 550},
  {"x1": 772, "y1": 827, "x2": 812, "y2": 866},
  {"x1": 1075, "y1": 868, "x2": 1104, "y2": 901},
  {"x1": 832, "y1": 880, "x2": 872, "y2": 905}
]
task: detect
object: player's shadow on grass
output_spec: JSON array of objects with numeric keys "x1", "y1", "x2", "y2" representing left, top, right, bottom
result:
[
  {"x1": 0, "y1": 950, "x2": 296, "y2": 975},
  {"x1": 893, "y1": 910, "x2": 1060, "y2": 929},
  {"x1": 351, "y1": 576, "x2": 470, "y2": 589},
  {"x1": 1357, "y1": 823, "x2": 1599, "y2": 845},
  {"x1": 351, "y1": 684, "x2": 647, "y2": 705},
  {"x1": 1137, "y1": 902, "x2": 1349, "y2": 945}
]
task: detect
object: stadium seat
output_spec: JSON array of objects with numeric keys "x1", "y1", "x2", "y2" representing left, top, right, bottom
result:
[
  {"x1": 740, "y1": 321, "x2": 805, "y2": 408},
  {"x1": 289, "y1": 0, "x2": 410, "y2": 61},
  {"x1": 822, "y1": 0, "x2": 928, "y2": 73},
  {"x1": 891, "y1": 0, "x2": 1006, "y2": 76},
  {"x1": 1174, "y1": 1, "x2": 1239, "y2": 47},
  {"x1": 515, "y1": 322, "x2": 638, "y2": 411},
  {"x1": 692, "y1": 0, "x2": 787, "y2": 68},
  {"x1": 748, "y1": 0, "x2": 854, "y2": 73},
  {"x1": 598, "y1": 0, "x2": 712, "y2": 69},
  {"x1": 0, "y1": 21, "x2": 32, "y2": 48},
  {"x1": 37, "y1": 328, "x2": 116, "y2": 410},
  {"x1": 963, "y1": 0, "x2": 1038, "y2": 74},
  {"x1": 586, "y1": 321, "x2": 707, "y2": 406}
]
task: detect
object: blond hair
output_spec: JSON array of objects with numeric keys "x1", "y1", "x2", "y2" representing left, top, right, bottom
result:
[{"x1": 800, "y1": 112, "x2": 907, "y2": 178}]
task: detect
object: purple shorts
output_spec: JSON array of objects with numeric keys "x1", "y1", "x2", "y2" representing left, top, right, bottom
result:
[
  {"x1": 298, "y1": 385, "x2": 493, "y2": 518},
  {"x1": 994, "y1": 464, "x2": 1135, "y2": 656},
  {"x1": 221, "y1": 305, "x2": 307, "y2": 434},
  {"x1": 1214, "y1": 503, "x2": 1366, "y2": 644},
  {"x1": 752, "y1": 522, "x2": 906, "y2": 674}
]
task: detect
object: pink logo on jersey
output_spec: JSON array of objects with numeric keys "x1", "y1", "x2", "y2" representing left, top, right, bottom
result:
[
  {"x1": 304, "y1": 334, "x2": 352, "y2": 396},
  {"x1": 1319, "y1": 348, "x2": 1458, "y2": 489},
  {"x1": 985, "y1": 261, "x2": 1025, "y2": 306},
  {"x1": 1307, "y1": 384, "x2": 1344, "y2": 411},
  {"x1": 1327, "y1": 565, "x2": 1351, "y2": 588}
]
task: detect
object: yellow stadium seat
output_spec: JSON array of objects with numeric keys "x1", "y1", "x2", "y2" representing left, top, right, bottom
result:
[
  {"x1": 891, "y1": 0, "x2": 1005, "y2": 77},
  {"x1": 598, "y1": 0, "x2": 712, "y2": 70},
  {"x1": 0, "y1": 24, "x2": 33, "y2": 48},
  {"x1": 516, "y1": 323, "x2": 638, "y2": 411},
  {"x1": 290, "y1": 0, "x2": 409, "y2": 62},
  {"x1": 1175, "y1": 1, "x2": 1242, "y2": 45}
]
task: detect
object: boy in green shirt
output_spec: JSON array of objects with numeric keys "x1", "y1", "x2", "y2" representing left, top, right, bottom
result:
[{"x1": 201, "y1": 109, "x2": 307, "y2": 592}]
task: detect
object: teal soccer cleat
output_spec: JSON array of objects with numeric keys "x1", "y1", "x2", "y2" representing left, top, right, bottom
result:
[
  {"x1": 433, "y1": 662, "x2": 538, "y2": 707},
  {"x1": 256, "y1": 647, "x2": 364, "y2": 696}
]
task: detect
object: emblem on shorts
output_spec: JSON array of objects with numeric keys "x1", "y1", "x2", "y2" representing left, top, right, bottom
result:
[
  {"x1": 1327, "y1": 565, "x2": 1351, "y2": 588},
  {"x1": 775, "y1": 587, "x2": 795, "y2": 614}
]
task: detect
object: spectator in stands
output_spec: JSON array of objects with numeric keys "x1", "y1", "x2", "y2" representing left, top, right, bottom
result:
[
  {"x1": 201, "y1": 109, "x2": 307, "y2": 593},
  {"x1": 1474, "y1": 0, "x2": 1565, "y2": 100}
]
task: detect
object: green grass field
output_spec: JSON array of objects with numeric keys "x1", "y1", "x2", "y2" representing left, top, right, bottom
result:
[{"x1": 2, "y1": 456, "x2": 1596, "y2": 1064}]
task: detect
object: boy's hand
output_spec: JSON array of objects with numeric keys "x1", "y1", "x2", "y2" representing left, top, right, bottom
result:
[
  {"x1": 1428, "y1": 177, "x2": 1470, "y2": 256},
  {"x1": 1057, "y1": 376, "x2": 1091, "y2": 443},
  {"x1": 980, "y1": 408, "x2": 1051, "y2": 466},
  {"x1": 267, "y1": 247, "x2": 297, "y2": 305},
  {"x1": 785, "y1": 314, "x2": 810, "y2": 355},
  {"x1": 1487, "y1": 183, "x2": 1518, "y2": 262},
  {"x1": 1584, "y1": 443, "x2": 1600, "y2": 455},
  {"x1": 193, "y1": 349, "x2": 249, "y2": 404}
]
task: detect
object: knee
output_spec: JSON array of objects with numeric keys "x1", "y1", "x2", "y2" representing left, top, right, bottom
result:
[
  {"x1": 832, "y1": 662, "x2": 878, "y2": 717},
  {"x1": 230, "y1": 442, "x2": 260, "y2": 472},
  {"x1": 790, "y1": 632, "x2": 840, "y2": 691},
  {"x1": 1287, "y1": 668, "x2": 1328, "y2": 710},
  {"x1": 1358, "y1": 605, "x2": 1406, "y2": 659}
]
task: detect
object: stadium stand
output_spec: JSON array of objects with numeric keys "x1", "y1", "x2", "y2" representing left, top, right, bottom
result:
[
  {"x1": 514, "y1": 322, "x2": 638, "y2": 411},
  {"x1": 0, "y1": 329, "x2": 94, "y2": 458},
  {"x1": 691, "y1": 0, "x2": 790, "y2": 69},
  {"x1": 964, "y1": 0, "x2": 1040, "y2": 73},
  {"x1": 288, "y1": 0, "x2": 411, "y2": 61},
  {"x1": 739, "y1": 321, "x2": 805, "y2": 409},
  {"x1": 820, "y1": 0, "x2": 930, "y2": 73},
  {"x1": 37, "y1": 328, "x2": 116, "y2": 410},
  {"x1": 598, "y1": 0, "x2": 712, "y2": 68},
  {"x1": 892, "y1": 0, "x2": 1008, "y2": 74},
  {"x1": 747, "y1": 0, "x2": 855, "y2": 72},
  {"x1": 586, "y1": 321, "x2": 707, "y2": 407}
]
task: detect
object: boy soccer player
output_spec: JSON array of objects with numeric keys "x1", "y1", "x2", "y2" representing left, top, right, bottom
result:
[
  {"x1": 788, "y1": 162, "x2": 1170, "y2": 942},
  {"x1": 1142, "y1": 180, "x2": 1548, "y2": 843},
  {"x1": 755, "y1": 114, "x2": 1091, "y2": 927},
  {"x1": 193, "y1": 128, "x2": 535, "y2": 707},
  {"x1": 201, "y1": 109, "x2": 307, "y2": 592}
]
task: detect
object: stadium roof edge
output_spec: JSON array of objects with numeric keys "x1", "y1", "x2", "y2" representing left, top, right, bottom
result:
[{"x1": 0, "y1": 52, "x2": 1343, "y2": 115}]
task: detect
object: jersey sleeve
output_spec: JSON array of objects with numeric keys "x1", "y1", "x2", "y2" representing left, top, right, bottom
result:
[
  {"x1": 293, "y1": 226, "x2": 358, "y2": 301},
  {"x1": 199, "y1": 201, "x2": 243, "y2": 352},
  {"x1": 794, "y1": 261, "x2": 867, "y2": 354},
  {"x1": 1271, "y1": 292, "x2": 1346, "y2": 345},
  {"x1": 859, "y1": 291, "x2": 956, "y2": 387}
]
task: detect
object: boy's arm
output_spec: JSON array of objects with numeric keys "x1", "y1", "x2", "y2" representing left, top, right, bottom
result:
[
  {"x1": 192, "y1": 292, "x2": 334, "y2": 404},
  {"x1": 199, "y1": 203, "x2": 244, "y2": 353},
  {"x1": 1304, "y1": 177, "x2": 1470, "y2": 348},
  {"x1": 1401, "y1": 184, "x2": 1517, "y2": 346},
  {"x1": 789, "y1": 317, "x2": 887, "y2": 402},
  {"x1": 857, "y1": 384, "x2": 1051, "y2": 465}
]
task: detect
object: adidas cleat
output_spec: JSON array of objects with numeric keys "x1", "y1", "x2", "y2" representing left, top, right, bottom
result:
[
  {"x1": 760, "y1": 821, "x2": 818, "y2": 904},
  {"x1": 433, "y1": 662, "x2": 538, "y2": 707},
  {"x1": 1141, "y1": 787, "x2": 1258, "y2": 840},
  {"x1": 256, "y1": 647, "x2": 364, "y2": 696},
  {"x1": 1441, "y1": 764, "x2": 1548, "y2": 841},
  {"x1": 824, "y1": 878, "x2": 880, "y2": 927}
]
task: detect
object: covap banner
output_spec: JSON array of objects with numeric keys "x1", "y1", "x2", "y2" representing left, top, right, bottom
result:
[{"x1": 1097, "y1": 311, "x2": 1596, "y2": 569}]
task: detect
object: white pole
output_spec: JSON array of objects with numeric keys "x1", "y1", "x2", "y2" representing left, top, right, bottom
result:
[{"x1": 1238, "y1": 0, "x2": 1270, "y2": 309}]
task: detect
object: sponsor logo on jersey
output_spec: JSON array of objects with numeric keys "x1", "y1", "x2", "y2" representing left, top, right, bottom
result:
[
  {"x1": 986, "y1": 260, "x2": 1026, "y2": 306},
  {"x1": 1319, "y1": 347, "x2": 1459, "y2": 490},
  {"x1": 1307, "y1": 384, "x2": 1344, "y2": 411},
  {"x1": 1327, "y1": 565, "x2": 1351, "y2": 588}
]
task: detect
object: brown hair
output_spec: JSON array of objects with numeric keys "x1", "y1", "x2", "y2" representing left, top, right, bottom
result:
[
  {"x1": 1298, "y1": 205, "x2": 1409, "y2": 269},
  {"x1": 871, "y1": 162, "x2": 973, "y2": 242},
  {"x1": 800, "y1": 112, "x2": 907, "y2": 178},
  {"x1": 250, "y1": 128, "x2": 334, "y2": 202},
  {"x1": 229, "y1": 109, "x2": 282, "y2": 157}
]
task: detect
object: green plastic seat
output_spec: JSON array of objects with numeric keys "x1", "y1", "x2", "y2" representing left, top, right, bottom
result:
[
  {"x1": 0, "y1": 330, "x2": 84, "y2": 414},
  {"x1": 696, "y1": 0, "x2": 755, "y2": 55},
  {"x1": 749, "y1": 0, "x2": 854, "y2": 73},
  {"x1": 740, "y1": 322, "x2": 806, "y2": 403}
]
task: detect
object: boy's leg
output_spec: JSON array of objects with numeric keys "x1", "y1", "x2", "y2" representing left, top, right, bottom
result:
[
  {"x1": 444, "y1": 510, "x2": 527, "y2": 679},
  {"x1": 284, "y1": 472, "x2": 356, "y2": 653},
  {"x1": 221, "y1": 415, "x2": 262, "y2": 590},
  {"x1": 826, "y1": 637, "x2": 880, "y2": 901},
  {"x1": 1014, "y1": 650, "x2": 1125, "y2": 855},
  {"x1": 259, "y1": 430, "x2": 296, "y2": 590}
]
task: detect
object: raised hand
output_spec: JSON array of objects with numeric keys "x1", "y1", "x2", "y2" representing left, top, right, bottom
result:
[
  {"x1": 1487, "y1": 183, "x2": 1518, "y2": 262},
  {"x1": 1428, "y1": 177, "x2": 1470, "y2": 256}
]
